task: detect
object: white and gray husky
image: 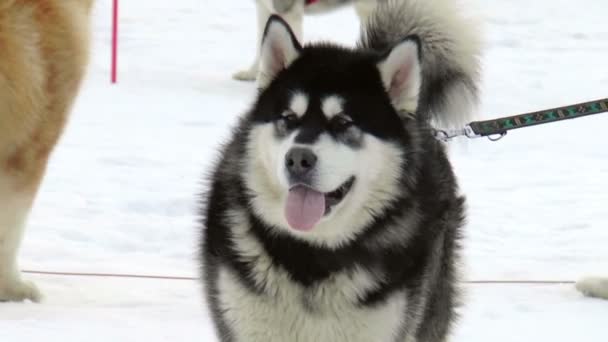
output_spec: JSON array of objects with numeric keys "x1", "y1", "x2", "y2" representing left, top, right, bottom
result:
[
  {"x1": 202, "y1": 0, "x2": 481, "y2": 341},
  {"x1": 234, "y1": 0, "x2": 378, "y2": 81}
]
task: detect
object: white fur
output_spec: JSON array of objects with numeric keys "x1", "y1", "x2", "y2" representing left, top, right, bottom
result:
[
  {"x1": 368, "y1": 0, "x2": 483, "y2": 128},
  {"x1": 353, "y1": 0, "x2": 376, "y2": 20},
  {"x1": 219, "y1": 209, "x2": 405, "y2": 341},
  {"x1": 234, "y1": 0, "x2": 377, "y2": 81},
  {"x1": 244, "y1": 123, "x2": 405, "y2": 248},
  {"x1": 576, "y1": 277, "x2": 608, "y2": 300},
  {"x1": 218, "y1": 267, "x2": 405, "y2": 342},
  {"x1": 321, "y1": 95, "x2": 345, "y2": 119},
  {"x1": 289, "y1": 92, "x2": 309, "y2": 117},
  {"x1": 0, "y1": 177, "x2": 41, "y2": 302},
  {"x1": 377, "y1": 40, "x2": 422, "y2": 114}
]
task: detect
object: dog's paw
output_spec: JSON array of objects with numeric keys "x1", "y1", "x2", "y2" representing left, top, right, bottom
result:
[
  {"x1": 232, "y1": 69, "x2": 258, "y2": 81},
  {"x1": 575, "y1": 277, "x2": 608, "y2": 300},
  {"x1": 0, "y1": 278, "x2": 42, "y2": 303}
]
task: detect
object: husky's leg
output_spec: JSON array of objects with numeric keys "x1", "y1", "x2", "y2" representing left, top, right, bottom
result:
[
  {"x1": 576, "y1": 277, "x2": 608, "y2": 300},
  {"x1": 233, "y1": 1, "x2": 274, "y2": 81},
  {"x1": 353, "y1": 0, "x2": 376, "y2": 23},
  {"x1": 234, "y1": 0, "x2": 304, "y2": 81},
  {"x1": 0, "y1": 177, "x2": 41, "y2": 302},
  {"x1": 273, "y1": 0, "x2": 298, "y2": 13}
]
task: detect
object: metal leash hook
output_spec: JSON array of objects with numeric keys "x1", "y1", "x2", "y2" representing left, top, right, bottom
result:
[
  {"x1": 433, "y1": 97, "x2": 608, "y2": 143},
  {"x1": 486, "y1": 131, "x2": 507, "y2": 141},
  {"x1": 434, "y1": 125, "x2": 507, "y2": 142},
  {"x1": 433, "y1": 125, "x2": 481, "y2": 142}
]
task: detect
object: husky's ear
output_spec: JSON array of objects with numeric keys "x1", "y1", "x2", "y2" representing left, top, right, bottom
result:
[
  {"x1": 377, "y1": 37, "x2": 422, "y2": 115},
  {"x1": 258, "y1": 15, "x2": 302, "y2": 89}
]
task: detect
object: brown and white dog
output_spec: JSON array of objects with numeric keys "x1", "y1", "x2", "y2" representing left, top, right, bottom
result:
[
  {"x1": 0, "y1": 0, "x2": 94, "y2": 302},
  {"x1": 233, "y1": 0, "x2": 378, "y2": 81}
]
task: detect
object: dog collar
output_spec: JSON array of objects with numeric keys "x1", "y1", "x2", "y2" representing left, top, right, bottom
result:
[{"x1": 305, "y1": 0, "x2": 319, "y2": 4}]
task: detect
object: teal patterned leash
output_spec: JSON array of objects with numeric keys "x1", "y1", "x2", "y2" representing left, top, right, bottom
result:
[{"x1": 434, "y1": 97, "x2": 608, "y2": 142}]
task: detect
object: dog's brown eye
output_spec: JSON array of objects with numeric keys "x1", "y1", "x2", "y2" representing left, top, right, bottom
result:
[
  {"x1": 332, "y1": 114, "x2": 353, "y2": 130},
  {"x1": 281, "y1": 109, "x2": 299, "y2": 123}
]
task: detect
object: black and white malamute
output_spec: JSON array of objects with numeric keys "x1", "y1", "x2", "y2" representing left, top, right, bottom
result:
[{"x1": 201, "y1": 0, "x2": 482, "y2": 340}]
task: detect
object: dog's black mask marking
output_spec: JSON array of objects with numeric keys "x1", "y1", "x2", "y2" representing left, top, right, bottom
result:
[{"x1": 252, "y1": 44, "x2": 409, "y2": 144}]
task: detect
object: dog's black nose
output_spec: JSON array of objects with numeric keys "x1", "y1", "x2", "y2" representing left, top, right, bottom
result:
[{"x1": 285, "y1": 147, "x2": 317, "y2": 177}]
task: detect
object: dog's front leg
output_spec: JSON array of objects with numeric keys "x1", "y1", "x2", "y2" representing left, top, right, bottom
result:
[
  {"x1": 0, "y1": 177, "x2": 41, "y2": 302},
  {"x1": 233, "y1": 0, "x2": 304, "y2": 81},
  {"x1": 576, "y1": 277, "x2": 608, "y2": 300},
  {"x1": 353, "y1": 0, "x2": 376, "y2": 23},
  {"x1": 233, "y1": 1, "x2": 273, "y2": 81}
]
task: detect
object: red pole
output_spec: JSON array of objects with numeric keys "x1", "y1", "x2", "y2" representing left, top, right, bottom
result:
[{"x1": 111, "y1": 0, "x2": 119, "y2": 83}]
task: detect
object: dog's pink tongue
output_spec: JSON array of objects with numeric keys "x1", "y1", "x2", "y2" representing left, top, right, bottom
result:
[{"x1": 285, "y1": 186, "x2": 325, "y2": 231}]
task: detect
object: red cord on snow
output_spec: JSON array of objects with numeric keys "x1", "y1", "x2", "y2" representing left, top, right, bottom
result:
[
  {"x1": 23, "y1": 270, "x2": 196, "y2": 281},
  {"x1": 111, "y1": 0, "x2": 119, "y2": 84},
  {"x1": 21, "y1": 270, "x2": 575, "y2": 285}
]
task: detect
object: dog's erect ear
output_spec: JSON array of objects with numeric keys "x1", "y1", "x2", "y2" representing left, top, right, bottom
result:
[
  {"x1": 377, "y1": 37, "x2": 422, "y2": 115},
  {"x1": 258, "y1": 15, "x2": 302, "y2": 89}
]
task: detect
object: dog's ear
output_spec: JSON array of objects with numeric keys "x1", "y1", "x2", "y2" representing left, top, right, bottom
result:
[
  {"x1": 258, "y1": 15, "x2": 302, "y2": 89},
  {"x1": 376, "y1": 37, "x2": 422, "y2": 115}
]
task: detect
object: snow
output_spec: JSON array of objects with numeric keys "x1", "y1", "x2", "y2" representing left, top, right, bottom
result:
[{"x1": 1, "y1": 0, "x2": 607, "y2": 340}]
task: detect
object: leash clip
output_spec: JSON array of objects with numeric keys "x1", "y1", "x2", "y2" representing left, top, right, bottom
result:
[
  {"x1": 486, "y1": 131, "x2": 507, "y2": 141},
  {"x1": 434, "y1": 125, "x2": 508, "y2": 142},
  {"x1": 433, "y1": 125, "x2": 480, "y2": 142}
]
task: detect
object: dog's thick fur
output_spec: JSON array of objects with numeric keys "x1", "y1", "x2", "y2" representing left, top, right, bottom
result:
[
  {"x1": 0, "y1": 0, "x2": 94, "y2": 302},
  {"x1": 576, "y1": 277, "x2": 608, "y2": 300},
  {"x1": 234, "y1": 0, "x2": 379, "y2": 81},
  {"x1": 201, "y1": 0, "x2": 481, "y2": 340}
]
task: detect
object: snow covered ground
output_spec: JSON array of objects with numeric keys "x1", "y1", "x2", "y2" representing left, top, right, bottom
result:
[{"x1": 1, "y1": 0, "x2": 607, "y2": 340}]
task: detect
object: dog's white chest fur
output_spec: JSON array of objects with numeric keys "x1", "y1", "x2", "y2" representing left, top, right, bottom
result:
[{"x1": 217, "y1": 267, "x2": 406, "y2": 342}]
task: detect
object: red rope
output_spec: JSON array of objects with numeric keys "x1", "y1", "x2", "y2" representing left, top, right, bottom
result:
[
  {"x1": 111, "y1": 0, "x2": 119, "y2": 83},
  {"x1": 468, "y1": 280, "x2": 575, "y2": 285},
  {"x1": 23, "y1": 270, "x2": 196, "y2": 281},
  {"x1": 22, "y1": 270, "x2": 575, "y2": 284}
]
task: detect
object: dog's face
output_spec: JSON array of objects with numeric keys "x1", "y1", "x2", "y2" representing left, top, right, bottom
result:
[{"x1": 243, "y1": 16, "x2": 422, "y2": 247}]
